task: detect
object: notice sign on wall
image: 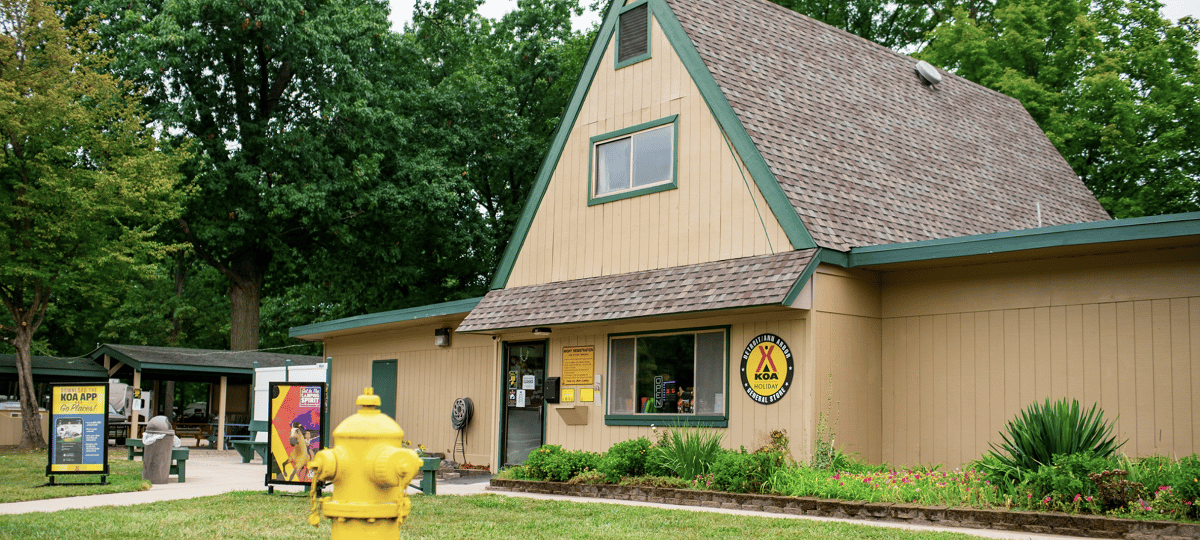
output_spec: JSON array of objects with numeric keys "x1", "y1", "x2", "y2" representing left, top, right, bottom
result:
[
  {"x1": 739, "y1": 334, "x2": 795, "y2": 404},
  {"x1": 47, "y1": 383, "x2": 109, "y2": 475},
  {"x1": 268, "y1": 383, "x2": 325, "y2": 486},
  {"x1": 561, "y1": 346, "x2": 594, "y2": 386}
]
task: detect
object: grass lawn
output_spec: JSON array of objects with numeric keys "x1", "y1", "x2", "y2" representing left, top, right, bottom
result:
[
  {"x1": 0, "y1": 448, "x2": 148, "y2": 503},
  {"x1": 0, "y1": 491, "x2": 982, "y2": 540}
]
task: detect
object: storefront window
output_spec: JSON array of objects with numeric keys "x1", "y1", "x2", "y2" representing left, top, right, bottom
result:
[{"x1": 608, "y1": 329, "x2": 725, "y2": 418}]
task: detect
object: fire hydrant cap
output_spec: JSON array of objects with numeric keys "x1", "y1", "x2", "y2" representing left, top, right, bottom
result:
[{"x1": 356, "y1": 388, "x2": 382, "y2": 408}]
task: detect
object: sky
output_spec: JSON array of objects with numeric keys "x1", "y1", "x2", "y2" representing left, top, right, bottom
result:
[{"x1": 388, "y1": 0, "x2": 1200, "y2": 34}]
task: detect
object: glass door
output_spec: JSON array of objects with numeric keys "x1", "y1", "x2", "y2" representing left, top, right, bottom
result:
[{"x1": 500, "y1": 341, "x2": 546, "y2": 466}]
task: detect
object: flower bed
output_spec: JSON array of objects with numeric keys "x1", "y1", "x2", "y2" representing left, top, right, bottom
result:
[{"x1": 489, "y1": 478, "x2": 1200, "y2": 539}]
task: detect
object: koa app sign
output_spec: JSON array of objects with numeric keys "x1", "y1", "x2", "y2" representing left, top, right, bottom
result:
[
  {"x1": 47, "y1": 383, "x2": 109, "y2": 476},
  {"x1": 739, "y1": 334, "x2": 794, "y2": 404}
]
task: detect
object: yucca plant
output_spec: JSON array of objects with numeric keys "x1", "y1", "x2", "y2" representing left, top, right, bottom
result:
[{"x1": 984, "y1": 398, "x2": 1125, "y2": 483}]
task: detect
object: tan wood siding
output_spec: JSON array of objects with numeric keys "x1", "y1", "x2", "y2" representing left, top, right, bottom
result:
[
  {"x1": 880, "y1": 247, "x2": 1200, "y2": 468},
  {"x1": 324, "y1": 323, "x2": 497, "y2": 467},
  {"x1": 535, "y1": 309, "x2": 812, "y2": 462},
  {"x1": 506, "y1": 15, "x2": 791, "y2": 287}
]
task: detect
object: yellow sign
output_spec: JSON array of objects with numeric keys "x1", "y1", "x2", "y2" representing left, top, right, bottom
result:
[
  {"x1": 561, "y1": 346, "x2": 595, "y2": 386},
  {"x1": 562, "y1": 389, "x2": 575, "y2": 403},
  {"x1": 49, "y1": 384, "x2": 107, "y2": 473},
  {"x1": 739, "y1": 334, "x2": 794, "y2": 404},
  {"x1": 580, "y1": 388, "x2": 594, "y2": 402}
]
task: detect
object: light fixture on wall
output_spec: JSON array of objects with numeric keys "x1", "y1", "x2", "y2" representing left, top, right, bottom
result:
[
  {"x1": 532, "y1": 327, "x2": 552, "y2": 336},
  {"x1": 434, "y1": 327, "x2": 453, "y2": 347}
]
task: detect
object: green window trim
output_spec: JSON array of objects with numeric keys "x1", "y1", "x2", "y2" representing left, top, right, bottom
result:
[
  {"x1": 603, "y1": 325, "x2": 730, "y2": 427},
  {"x1": 615, "y1": 0, "x2": 652, "y2": 69},
  {"x1": 588, "y1": 114, "x2": 679, "y2": 206}
]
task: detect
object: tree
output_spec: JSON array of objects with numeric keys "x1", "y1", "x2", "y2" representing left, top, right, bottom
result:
[
  {"x1": 405, "y1": 0, "x2": 593, "y2": 281},
  {"x1": 0, "y1": 0, "x2": 185, "y2": 448},
  {"x1": 767, "y1": 0, "x2": 997, "y2": 50},
  {"x1": 919, "y1": 0, "x2": 1200, "y2": 218},
  {"x1": 69, "y1": 0, "x2": 484, "y2": 350}
]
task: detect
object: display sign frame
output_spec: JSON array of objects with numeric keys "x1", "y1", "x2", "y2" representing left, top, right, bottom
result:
[
  {"x1": 266, "y1": 382, "x2": 327, "y2": 487},
  {"x1": 561, "y1": 346, "x2": 595, "y2": 386},
  {"x1": 45, "y1": 382, "x2": 110, "y2": 485}
]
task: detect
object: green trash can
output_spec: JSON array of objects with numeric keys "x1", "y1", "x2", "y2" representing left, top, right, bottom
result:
[{"x1": 419, "y1": 457, "x2": 441, "y2": 495}]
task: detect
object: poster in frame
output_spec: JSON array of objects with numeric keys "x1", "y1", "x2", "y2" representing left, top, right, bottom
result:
[
  {"x1": 266, "y1": 382, "x2": 326, "y2": 487},
  {"x1": 45, "y1": 382, "x2": 109, "y2": 485}
]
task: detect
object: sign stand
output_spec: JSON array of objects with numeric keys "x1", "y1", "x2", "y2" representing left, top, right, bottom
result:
[{"x1": 45, "y1": 382, "x2": 110, "y2": 486}]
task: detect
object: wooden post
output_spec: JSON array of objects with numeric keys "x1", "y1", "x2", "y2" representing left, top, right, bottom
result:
[
  {"x1": 131, "y1": 370, "x2": 141, "y2": 438},
  {"x1": 217, "y1": 376, "x2": 227, "y2": 450}
]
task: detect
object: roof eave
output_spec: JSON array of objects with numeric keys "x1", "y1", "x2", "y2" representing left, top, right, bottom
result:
[{"x1": 288, "y1": 297, "x2": 483, "y2": 341}]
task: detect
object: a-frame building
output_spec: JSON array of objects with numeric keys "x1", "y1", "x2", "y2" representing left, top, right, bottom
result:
[{"x1": 292, "y1": 0, "x2": 1200, "y2": 469}]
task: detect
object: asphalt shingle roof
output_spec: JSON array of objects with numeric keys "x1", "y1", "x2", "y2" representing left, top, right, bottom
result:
[
  {"x1": 458, "y1": 250, "x2": 816, "y2": 332},
  {"x1": 95, "y1": 344, "x2": 322, "y2": 370},
  {"x1": 666, "y1": 0, "x2": 1111, "y2": 250}
]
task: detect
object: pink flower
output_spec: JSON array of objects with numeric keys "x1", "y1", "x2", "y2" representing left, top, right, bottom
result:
[{"x1": 1073, "y1": 494, "x2": 1082, "y2": 503}]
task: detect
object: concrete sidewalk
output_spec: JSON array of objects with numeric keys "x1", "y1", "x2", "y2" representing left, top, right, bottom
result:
[{"x1": 0, "y1": 450, "x2": 1091, "y2": 540}]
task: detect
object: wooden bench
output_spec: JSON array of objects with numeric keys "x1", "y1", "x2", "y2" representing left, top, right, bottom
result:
[
  {"x1": 172, "y1": 423, "x2": 212, "y2": 446},
  {"x1": 231, "y1": 420, "x2": 269, "y2": 464},
  {"x1": 125, "y1": 439, "x2": 190, "y2": 482}
]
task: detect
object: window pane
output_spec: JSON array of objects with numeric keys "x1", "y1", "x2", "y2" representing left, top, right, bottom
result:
[
  {"x1": 695, "y1": 332, "x2": 725, "y2": 415},
  {"x1": 635, "y1": 334, "x2": 694, "y2": 413},
  {"x1": 609, "y1": 338, "x2": 636, "y2": 414},
  {"x1": 631, "y1": 126, "x2": 672, "y2": 188},
  {"x1": 596, "y1": 137, "x2": 631, "y2": 195}
]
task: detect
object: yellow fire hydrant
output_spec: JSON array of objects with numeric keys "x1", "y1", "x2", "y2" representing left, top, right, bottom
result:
[{"x1": 306, "y1": 387, "x2": 423, "y2": 539}]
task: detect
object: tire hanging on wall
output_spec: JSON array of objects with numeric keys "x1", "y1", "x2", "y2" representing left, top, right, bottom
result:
[{"x1": 451, "y1": 397, "x2": 473, "y2": 465}]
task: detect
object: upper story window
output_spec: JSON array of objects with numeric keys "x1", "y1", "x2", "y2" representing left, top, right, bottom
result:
[
  {"x1": 605, "y1": 327, "x2": 728, "y2": 427},
  {"x1": 589, "y1": 115, "x2": 677, "y2": 205},
  {"x1": 616, "y1": 1, "x2": 651, "y2": 68}
]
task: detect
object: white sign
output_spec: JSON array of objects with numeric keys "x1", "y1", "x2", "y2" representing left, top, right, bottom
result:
[
  {"x1": 516, "y1": 390, "x2": 526, "y2": 408},
  {"x1": 522, "y1": 375, "x2": 536, "y2": 390}
]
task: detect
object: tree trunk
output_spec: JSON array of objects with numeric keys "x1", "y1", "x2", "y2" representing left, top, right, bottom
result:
[
  {"x1": 164, "y1": 380, "x2": 176, "y2": 421},
  {"x1": 228, "y1": 251, "x2": 268, "y2": 351},
  {"x1": 13, "y1": 325, "x2": 46, "y2": 449}
]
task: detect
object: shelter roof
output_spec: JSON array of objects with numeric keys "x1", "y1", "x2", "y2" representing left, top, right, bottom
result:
[
  {"x1": 290, "y1": 297, "x2": 482, "y2": 341},
  {"x1": 88, "y1": 344, "x2": 322, "y2": 376},
  {"x1": 0, "y1": 355, "x2": 108, "y2": 380},
  {"x1": 664, "y1": 0, "x2": 1111, "y2": 251},
  {"x1": 458, "y1": 250, "x2": 817, "y2": 333}
]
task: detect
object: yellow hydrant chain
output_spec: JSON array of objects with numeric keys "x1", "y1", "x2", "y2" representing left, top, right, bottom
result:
[{"x1": 307, "y1": 474, "x2": 322, "y2": 526}]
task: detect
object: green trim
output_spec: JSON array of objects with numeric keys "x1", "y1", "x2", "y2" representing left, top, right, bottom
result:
[
  {"x1": 781, "y1": 249, "x2": 822, "y2": 306},
  {"x1": 604, "y1": 415, "x2": 728, "y2": 428},
  {"x1": 603, "y1": 325, "x2": 730, "y2": 427},
  {"x1": 289, "y1": 297, "x2": 482, "y2": 339},
  {"x1": 489, "y1": 0, "x2": 626, "y2": 290},
  {"x1": 587, "y1": 115, "x2": 679, "y2": 206},
  {"x1": 614, "y1": 0, "x2": 652, "y2": 69},
  {"x1": 846, "y1": 212, "x2": 1200, "y2": 268},
  {"x1": 651, "y1": 0, "x2": 815, "y2": 251},
  {"x1": 136, "y1": 362, "x2": 254, "y2": 375}
]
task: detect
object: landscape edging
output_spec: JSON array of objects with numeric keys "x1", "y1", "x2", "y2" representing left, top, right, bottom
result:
[{"x1": 487, "y1": 479, "x2": 1199, "y2": 540}]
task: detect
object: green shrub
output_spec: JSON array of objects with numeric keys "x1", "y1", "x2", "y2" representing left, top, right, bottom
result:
[
  {"x1": 566, "y1": 470, "x2": 606, "y2": 485},
  {"x1": 524, "y1": 445, "x2": 600, "y2": 482},
  {"x1": 651, "y1": 423, "x2": 725, "y2": 480},
  {"x1": 985, "y1": 398, "x2": 1125, "y2": 484},
  {"x1": 597, "y1": 437, "x2": 652, "y2": 483},
  {"x1": 709, "y1": 447, "x2": 787, "y2": 494},
  {"x1": 1171, "y1": 454, "x2": 1200, "y2": 509},
  {"x1": 1022, "y1": 452, "x2": 1112, "y2": 500},
  {"x1": 495, "y1": 465, "x2": 533, "y2": 480}
]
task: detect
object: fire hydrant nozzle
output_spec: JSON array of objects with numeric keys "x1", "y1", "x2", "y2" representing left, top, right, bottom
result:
[{"x1": 304, "y1": 387, "x2": 422, "y2": 539}]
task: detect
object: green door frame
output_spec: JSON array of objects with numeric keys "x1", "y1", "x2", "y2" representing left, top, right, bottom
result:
[{"x1": 371, "y1": 359, "x2": 398, "y2": 418}]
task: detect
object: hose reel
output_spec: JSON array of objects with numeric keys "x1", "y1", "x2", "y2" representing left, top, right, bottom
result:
[{"x1": 450, "y1": 397, "x2": 473, "y2": 464}]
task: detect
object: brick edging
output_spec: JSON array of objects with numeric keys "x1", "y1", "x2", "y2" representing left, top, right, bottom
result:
[{"x1": 488, "y1": 479, "x2": 1199, "y2": 540}]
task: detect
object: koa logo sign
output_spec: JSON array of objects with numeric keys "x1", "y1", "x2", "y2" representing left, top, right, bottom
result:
[{"x1": 739, "y1": 333, "x2": 794, "y2": 404}]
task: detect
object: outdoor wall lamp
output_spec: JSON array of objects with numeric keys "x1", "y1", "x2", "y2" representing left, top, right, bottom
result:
[{"x1": 434, "y1": 327, "x2": 452, "y2": 347}]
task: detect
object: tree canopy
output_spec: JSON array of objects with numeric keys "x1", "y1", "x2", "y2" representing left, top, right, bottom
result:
[{"x1": 0, "y1": 0, "x2": 185, "y2": 447}]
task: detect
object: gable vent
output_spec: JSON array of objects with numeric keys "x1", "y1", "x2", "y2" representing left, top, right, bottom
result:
[{"x1": 618, "y1": 4, "x2": 649, "y2": 63}]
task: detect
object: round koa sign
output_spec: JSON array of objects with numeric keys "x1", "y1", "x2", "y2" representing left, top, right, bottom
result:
[{"x1": 740, "y1": 333, "x2": 794, "y2": 404}]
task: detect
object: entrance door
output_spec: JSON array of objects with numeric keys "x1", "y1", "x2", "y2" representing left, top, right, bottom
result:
[
  {"x1": 371, "y1": 359, "x2": 397, "y2": 418},
  {"x1": 500, "y1": 341, "x2": 546, "y2": 466}
]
